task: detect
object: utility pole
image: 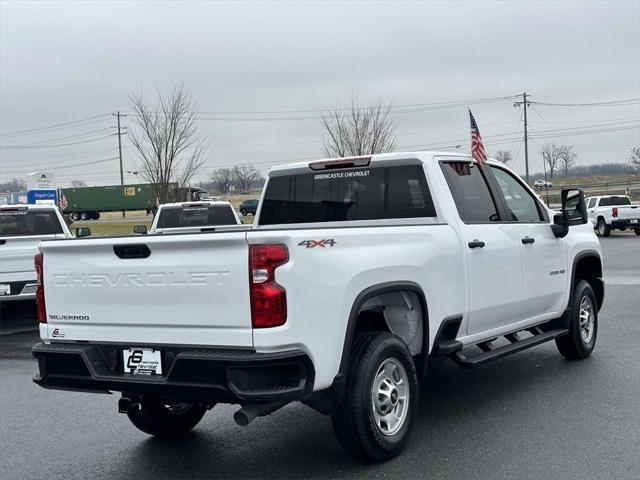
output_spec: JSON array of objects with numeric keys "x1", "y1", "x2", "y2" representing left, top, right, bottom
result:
[
  {"x1": 112, "y1": 112, "x2": 127, "y2": 217},
  {"x1": 514, "y1": 93, "x2": 532, "y2": 184}
]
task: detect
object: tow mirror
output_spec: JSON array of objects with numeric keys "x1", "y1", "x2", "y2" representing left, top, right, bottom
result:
[
  {"x1": 562, "y1": 189, "x2": 588, "y2": 226},
  {"x1": 75, "y1": 227, "x2": 91, "y2": 238},
  {"x1": 551, "y1": 212, "x2": 568, "y2": 238},
  {"x1": 552, "y1": 189, "x2": 587, "y2": 238},
  {"x1": 133, "y1": 225, "x2": 148, "y2": 235}
]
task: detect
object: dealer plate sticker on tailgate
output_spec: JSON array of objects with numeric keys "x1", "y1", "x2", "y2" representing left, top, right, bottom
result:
[{"x1": 123, "y1": 348, "x2": 162, "y2": 375}]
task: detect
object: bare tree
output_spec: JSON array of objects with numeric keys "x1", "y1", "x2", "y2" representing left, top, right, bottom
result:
[
  {"x1": 627, "y1": 146, "x2": 640, "y2": 177},
  {"x1": 0, "y1": 178, "x2": 26, "y2": 192},
  {"x1": 252, "y1": 172, "x2": 265, "y2": 189},
  {"x1": 494, "y1": 150, "x2": 512, "y2": 164},
  {"x1": 129, "y1": 84, "x2": 208, "y2": 203},
  {"x1": 540, "y1": 143, "x2": 564, "y2": 180},
  {"x1": 233, "y1": 164, "x2": 259, "y2": 192},
  {"x1": 211, "y1": 168, "x2": 234, "y2": 194},
  {"x1": 321, "y1": 97, "x2": 398, "y2": 157},
  {"x1": 70, "y1": 180, "x2": 87, "y2": 188},
  {"x1": 558, "y1": 145, "x2": 577, "y2": 176}
]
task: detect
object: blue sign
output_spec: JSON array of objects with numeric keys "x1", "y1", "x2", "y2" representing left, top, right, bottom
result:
[{"x1": 27, "y1": 190, "x2": 57, "y2": 204}]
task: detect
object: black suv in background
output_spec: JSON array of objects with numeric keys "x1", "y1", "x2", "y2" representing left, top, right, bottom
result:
[{"x1": 239, "y1": 199, "x2": 259, "y2": 216}]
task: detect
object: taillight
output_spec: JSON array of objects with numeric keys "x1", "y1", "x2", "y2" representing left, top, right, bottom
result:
[
  {"x1": 249, "y1": 244, "x2": 288, "y2": 328},
  {"x1": 34, "y1": 252, "x2": 46, "y2": 323},
  {"x1": 612, "y1": 207, "x2": 618, "y2": 218}
]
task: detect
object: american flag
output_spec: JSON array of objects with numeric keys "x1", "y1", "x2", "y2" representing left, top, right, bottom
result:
[
  {"x1": 469, "y1": 109, "x2": 487, "y2": 166},
  {"x1": 58, "y1": 191, "x2": 68, "y2": 211},
  {"x1": 225, "y1": 191, "x2": 231, "y2": 202}
]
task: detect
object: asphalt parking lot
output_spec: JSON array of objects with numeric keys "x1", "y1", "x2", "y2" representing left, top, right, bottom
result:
[{"x1": 1, "y1": 236, "x2": 638, "y2": 479}]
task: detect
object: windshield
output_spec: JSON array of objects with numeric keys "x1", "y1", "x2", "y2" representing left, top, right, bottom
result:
[
  {"x1": 599, "y1": 196, "x2": 631, "y2": 206},
  {"x1": 0, "y1": 209, "x2": 63, "y2": 237},
  {"x1": 156, "y1": 205, "x2": 238, "y2": 228}
]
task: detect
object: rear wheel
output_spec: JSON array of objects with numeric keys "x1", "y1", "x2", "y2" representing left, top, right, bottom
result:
[
  {"x1": 71, "y1": 212, "x2": 81, "y2": 221},
  {"x1": 556, "y1": 280, "x2": 598, "y2": 359},
  {"x1": 597, "y1": 218, "x2": 610, "y2": 237},
  {"x1": 331, "y1": 332, "x2": 418, "y2": 462},
  {"x1": 240, "y1": 209, "x2": 247, "y2": 216},
  {"x1": 80, "y1": 211, "x2": 90, "y2": 221},
  {"x1": 126, "y1": 395, "x2": 208, "y2": 436}
]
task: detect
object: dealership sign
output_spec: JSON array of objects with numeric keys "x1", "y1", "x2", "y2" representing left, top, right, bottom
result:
[{"x1": 27, "y1": 172, "x2": 58, "y2": 205}]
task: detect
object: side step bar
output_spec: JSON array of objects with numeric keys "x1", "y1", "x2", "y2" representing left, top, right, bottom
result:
[{"x1": 452, "y1": 328, "x2": 569, "y2": 369}]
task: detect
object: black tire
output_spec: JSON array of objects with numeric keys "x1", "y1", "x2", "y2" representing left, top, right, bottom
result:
[
  {"x1": 331, "y1": 332, "x2": 418, "y2": 462},
  {"x1": 634, "y1": 227, "x2": 640, "y2": 236},
  {"x1": 556, "y1": 280, "x2": 598, "y2": 359},
  {"x1": 596, "y1": 218, "x2": 610, "y2": 237},
  {"x1": 71, "y1": 212, "x2": 81, "y2": 221},
  {"x1": 240, "y1": 209, "x2": 247, "y2": 216},
  {"x1": 80, "y1": 211, "x2": 90, "y2": 221},
  {"x1": 126, "y1": 395, "x2": 207, "y2": 436}
]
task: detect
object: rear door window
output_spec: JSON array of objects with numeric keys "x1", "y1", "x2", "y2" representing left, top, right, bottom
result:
[
  {"x1": 0, "y1": 210, "x2": 63, "y2": 236},
  {"x1": 440, "y1": 162, "x2": 499, "y2": 223},
  {"x1": 259, "y1": 164, "x2": 436, "y2": 225},
  {"x1": 157, "y1": 205, "x2": 237, "y2": 228},
  {"x1": 587, "y1": 198, "x2": 597, "y2": 208}
]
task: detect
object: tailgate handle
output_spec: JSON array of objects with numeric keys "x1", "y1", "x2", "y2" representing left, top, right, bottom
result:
[{"x1": 113, "y1": 244, "x2": 151, "y2": 259}]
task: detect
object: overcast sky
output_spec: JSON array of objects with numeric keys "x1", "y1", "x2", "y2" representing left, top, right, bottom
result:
[{"x1": 1, "y1": 0, "x2": 639, "y2": 187}]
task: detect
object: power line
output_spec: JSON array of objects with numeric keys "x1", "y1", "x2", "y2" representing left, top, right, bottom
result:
[
  {"x1": 2, "y1": 157, "x2": 120, "y2": 175},
  {"x1": 535, "y1": 98, "x2": 640, "y2": 107},
  {"x1": 0, "y1": 128, "x2": 113, "y2": 147},
  {"x1": 0, "y1": 113, "x2": 112, "y2": 138},
  {"x1": 0, "y1": 135, "x2": 112, "y2": 150}
]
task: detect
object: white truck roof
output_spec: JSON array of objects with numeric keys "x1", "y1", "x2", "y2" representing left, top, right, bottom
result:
[
  {"x1": 156, "y1": 200, "x2": 235, "y2": 209},
  {"x1": 268, "y1": 150, "x2": 497, "y2": 174}
]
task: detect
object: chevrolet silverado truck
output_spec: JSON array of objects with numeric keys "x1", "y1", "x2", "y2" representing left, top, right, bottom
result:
[
  {"x1": 0, "y1": 204, "x2": 88, "y2": 302},
  {"x1": 586, "y1": 194, "x2": 640, "y2": 236},
  {"x1": 133, "y1": 200, "x2": 244, "y2": 235},
  {"x1": 32, "y1": 152, "x2": 604, "y2": 462}
]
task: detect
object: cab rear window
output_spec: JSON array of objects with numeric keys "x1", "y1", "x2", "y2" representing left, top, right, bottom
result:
[
  {"x1": 156, "y1": 205, "x2": 237, "y2": 228},
  {"x1": 0, "y1": 210, "x2": 63, "y2": 237},
  {"x1": 259, "y1": 164, "x2": 436, "y2": 225},
  {"x1": 599, "y1": 196, "x2": 631, "y2": 206}
]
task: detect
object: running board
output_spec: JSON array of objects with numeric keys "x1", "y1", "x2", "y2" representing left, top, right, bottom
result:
[{"x1": 452, "y1": 328, "x2": 569, "y2": 369}]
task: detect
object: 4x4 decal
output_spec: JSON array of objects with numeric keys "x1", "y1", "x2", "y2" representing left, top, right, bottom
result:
[{"x1": 298, "y1": 239, "x2": 337, "y2": 248}]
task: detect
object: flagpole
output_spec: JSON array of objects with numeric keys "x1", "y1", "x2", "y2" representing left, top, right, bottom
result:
[{"x1": 468, "y1": 108, "x2": 473, "y2": 167}]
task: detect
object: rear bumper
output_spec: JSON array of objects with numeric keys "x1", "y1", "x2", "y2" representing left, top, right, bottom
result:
[
  {"x1": 0, "y1": 280, "x2": 36, "y2": 302},
  {"x1": 611, "y1": 219, "x2": 640, "y2": 229},
  {"x1": 32, "y1": 342, "x2": 314, "y2": 403}
]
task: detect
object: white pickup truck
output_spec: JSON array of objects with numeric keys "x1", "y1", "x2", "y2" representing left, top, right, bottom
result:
[
  {"x1": 32, "y1": 152, "x2": 604, "y2": 462},
  {"x1": 133, "y1": 200, "x2": 243, "y2": 235},
  {"x1": 0, "y1": 204, "x2": 88, "y2": 302},
  {"x1": 586, "y1": 194, "x2": 640, "y2": 236}
]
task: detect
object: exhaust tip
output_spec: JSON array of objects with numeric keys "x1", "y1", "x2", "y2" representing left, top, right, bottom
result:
[{"x1": 233, "y1": 410, "x2": 250, "y2": 427}]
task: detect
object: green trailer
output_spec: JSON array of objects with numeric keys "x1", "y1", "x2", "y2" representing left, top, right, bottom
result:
[{"x1": 61, "y1": 184, "x2": 158, "y2": 220}]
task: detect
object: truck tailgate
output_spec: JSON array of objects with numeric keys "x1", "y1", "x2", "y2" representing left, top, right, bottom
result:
[
  {"x1": 618, "y1": 205, "x2": 640, "y2": 220},
  {"x1": 0, "y1": 235, "x2": 64, "y2": 281},
  {"x1": 39, "y1": 232, "x2": 253, "y2": 347}
]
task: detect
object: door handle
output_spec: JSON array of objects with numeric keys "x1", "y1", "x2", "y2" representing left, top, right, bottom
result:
[
  {"x1": 468, "y1": 240, "x2": 485, "y2": 249},
  {"x1": 521, "y1": 237, "x2": 535, "y2": 245}
]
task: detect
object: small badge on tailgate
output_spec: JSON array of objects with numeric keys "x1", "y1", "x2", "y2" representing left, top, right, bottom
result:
[{"x1": 123, "y1": 348, "x2": 162, "y2": 375}]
